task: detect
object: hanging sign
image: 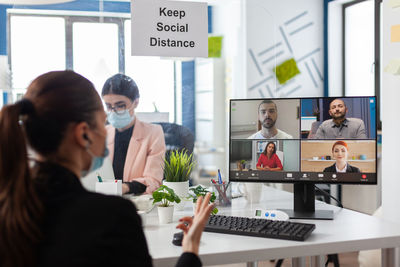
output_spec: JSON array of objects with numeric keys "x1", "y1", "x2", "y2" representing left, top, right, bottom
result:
[{"x1": 131, "y1": 0, "x2": 208, "y2": 57}]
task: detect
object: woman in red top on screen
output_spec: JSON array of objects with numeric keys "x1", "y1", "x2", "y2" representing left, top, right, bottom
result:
[{"x1": 256, "y1": 142, "x2": 283, "y2": 171}]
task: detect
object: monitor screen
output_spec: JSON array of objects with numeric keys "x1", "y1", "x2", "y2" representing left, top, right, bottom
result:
[{"x1": 229, "y1": 96, "x2": 377, "y2": 185}]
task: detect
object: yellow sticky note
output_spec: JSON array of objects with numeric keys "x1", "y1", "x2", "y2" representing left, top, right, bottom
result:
[
  {"x1": 208, "y1": 36, "x2": 223, "y2": 58},
  {"x1": 389, "y1": 0, "x2": 400, "y2": 8},
  {"x1": 384, "y1": 59, "x2": 400, "y2": 75},
  {"x1": 391, "y1": 25, "x2": 400, "y2": 43}
]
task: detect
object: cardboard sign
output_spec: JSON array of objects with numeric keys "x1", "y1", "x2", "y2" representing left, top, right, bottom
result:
[{"x1": 131, "y1": 0, "x2": 208, "y2": 57}]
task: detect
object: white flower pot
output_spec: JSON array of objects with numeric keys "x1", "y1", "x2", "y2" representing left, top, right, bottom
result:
[
  {"x1": 157, "y1": 205, "x2": 174, "y2": 224},
  {"x1": 163, "y1": 181, "x2": 189, "y2": 211}
]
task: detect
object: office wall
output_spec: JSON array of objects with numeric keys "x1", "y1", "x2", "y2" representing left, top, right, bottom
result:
[
  {"x1": 282, "y1": 140, "x2": 299, "y2": 171},
  {"x1": 246, "y1": 0, "x2": 324, "y2": 98},
  {"x1": 382, "y1": 0, "x2": 400, "y2": 224}
]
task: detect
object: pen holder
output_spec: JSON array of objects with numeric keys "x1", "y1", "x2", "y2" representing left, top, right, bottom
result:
[
  {"x1": 95, "y1": 180, "x2": 122, "y2": 196},
  {"x1": 212, "y1": 183, "x2": 232, "y2": 207}
]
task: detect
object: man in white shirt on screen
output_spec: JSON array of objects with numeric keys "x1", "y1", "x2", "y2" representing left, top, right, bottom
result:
[{"x1": 248, "y1": 100, "x2": 293, "y2": 139}]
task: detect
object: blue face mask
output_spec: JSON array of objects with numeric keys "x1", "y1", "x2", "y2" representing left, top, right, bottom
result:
[
  {"x1": 81, "y1": 140, "x2": 109, "y2": 177},
  {"x1": 107, "y1": 110, "x2": 134, "y2": 129}
]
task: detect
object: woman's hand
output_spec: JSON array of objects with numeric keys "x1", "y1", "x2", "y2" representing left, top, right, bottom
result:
[
  {"x1": 176, "y1": 192, "x2": 215, "y2": 255},
  {"x1": 122, "y1": 183, "x2": 130, "y2": 194}
]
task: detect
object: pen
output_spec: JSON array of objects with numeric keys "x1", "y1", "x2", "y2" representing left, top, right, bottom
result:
[
  {"x1": 97, "y1": 173, "x2": 103, "y2": 183},
  {"x1": 218, "y1": 169, "x2": 223, "y2": 184}
]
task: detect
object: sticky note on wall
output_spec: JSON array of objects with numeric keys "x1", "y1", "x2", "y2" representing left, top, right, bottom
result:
[
  {"x1": 384, "y1": 59, "x2": 400, "y2": 75},
  {"x1": 391, "y1": 25, "x2": 400, "y2": 42},
  {"x1": 208, "y1": 36, "x2": 223, "y2": 58},
  {"x1": 389, "y1": 0, "x2": 400, "y2": 8},
  {"x1": 274, "y1": 58, "x2": 300, "y2": 84}
]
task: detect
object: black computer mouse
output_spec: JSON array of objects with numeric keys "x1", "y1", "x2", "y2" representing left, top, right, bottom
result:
[{"x1": 172, "y1": 231, "x2": 184, "y2": 246}]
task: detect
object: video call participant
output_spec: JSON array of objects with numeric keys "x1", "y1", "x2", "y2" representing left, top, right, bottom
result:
[
  {"x1": 256, "y1": 142, "x2": 283, "y2": 171},
  {"x1": 102, "y1": 74, "x2": 166, "y2": 195},
  {"x1": 323, "y1": 141, "x2": 361, "y2": 173},
  {"x1": 0, "y1": 71, "x2": 214, "y2": 267},
  {"x1": 315, "y1": 98, "x2": 367, "y2": 139},
  {"x1": 248, "y1": 100, "x2": 293, "y2": 139}
]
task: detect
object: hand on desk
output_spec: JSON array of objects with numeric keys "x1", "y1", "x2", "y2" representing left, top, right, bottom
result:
[
  {"x1": 176, "y1": 192, "x2": 215, "y2": 255},
  {"x1": 122, "y1": 181, "x2": 147, "y2": 195},
  {"x1": 122, "y1": 183, "x2": 130, "y2": 194}
]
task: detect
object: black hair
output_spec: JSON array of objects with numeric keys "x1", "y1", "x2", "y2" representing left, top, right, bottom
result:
[{"x1": 101, "y1": 74, "x2": 140, "y2": 101}]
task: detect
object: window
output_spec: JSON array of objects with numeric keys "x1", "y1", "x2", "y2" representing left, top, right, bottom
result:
[
  {"x1": 73, "y1": 22, "x2": 119, "y2": 93},
  {"x1": 10, "y1": 15, "x2": 65, "y2": 89},
  {"x1": 124, "y1": 20, "x2": 175, "y2": 121},
  {"x1": 344, "y1": 0, "x2": 375, "y2": 96},
  {"x1": 8, "y1": 11, "x2": 176, "y2": 121}
]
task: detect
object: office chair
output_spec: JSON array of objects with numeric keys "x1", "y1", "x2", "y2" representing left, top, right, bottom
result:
[{"x1": 153, "y1": 122, "x2": 194, "y2": 155}]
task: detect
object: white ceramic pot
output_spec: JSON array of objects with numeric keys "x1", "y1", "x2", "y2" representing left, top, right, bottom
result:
[
  {"x1": 157, "y1": 205, "x2": 174, "y2": 224},
  {"x1": 163, "y1": 181, "x2": 189, "y2": 211}
]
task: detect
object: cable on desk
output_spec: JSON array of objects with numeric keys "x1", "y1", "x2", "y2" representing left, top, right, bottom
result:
[{"x1": 314, "y1": 185, "x2": 343, "y2": 208}]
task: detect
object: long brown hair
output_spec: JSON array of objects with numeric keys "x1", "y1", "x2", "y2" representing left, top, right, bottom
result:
[{"x1": 0, "y1": 71, "x2": 102, "y2": 267}]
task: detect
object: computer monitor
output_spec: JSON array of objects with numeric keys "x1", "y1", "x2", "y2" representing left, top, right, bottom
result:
[{"x1": 229, "y1": 97, "x2": 377, "y2": 220}]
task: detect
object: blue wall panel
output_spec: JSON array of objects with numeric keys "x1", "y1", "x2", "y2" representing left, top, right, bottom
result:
[{"x1": 181, "y1": 60, "x2": 195, "y2": 136}]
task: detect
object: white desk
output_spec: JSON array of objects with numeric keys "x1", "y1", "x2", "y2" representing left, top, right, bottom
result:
[{"x1": 143, "y1": 186, "x2": 400, "y2": 267}]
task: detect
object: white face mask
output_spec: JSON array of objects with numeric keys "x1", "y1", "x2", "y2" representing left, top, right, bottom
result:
[{"x1": 107, "y1": 110, "x2": 135, "y2": 129}]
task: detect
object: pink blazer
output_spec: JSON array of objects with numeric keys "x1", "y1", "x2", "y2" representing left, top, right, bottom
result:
[{"x1": 106, "y1": 119, "x2": 166, "y2": 194}]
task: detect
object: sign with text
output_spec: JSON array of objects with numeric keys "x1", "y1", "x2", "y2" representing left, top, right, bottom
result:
[{"x1": 131, "y1": 0, "x2": 208, "y2": 57}]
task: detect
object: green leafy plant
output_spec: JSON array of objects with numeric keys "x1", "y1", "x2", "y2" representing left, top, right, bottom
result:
[
  {"x1": 240, "y1": 160, "x2": 246, "y2": 164},
  {"x1": 152, "y1": 185, "x2": 181, "y2": 207},
  {"x1": 164, "y1": 149, "x2": 195, "y2": 182},
  {"x1": 189, "y1": 185, "x2": 218, "y2": 215}
]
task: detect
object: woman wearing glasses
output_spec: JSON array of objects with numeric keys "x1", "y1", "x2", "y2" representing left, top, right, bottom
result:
[{"x1": 102, "y1": 74, "x2": 166, "y2": 195}]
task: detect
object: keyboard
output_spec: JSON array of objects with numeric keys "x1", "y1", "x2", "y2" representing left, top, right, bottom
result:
[{"x1": 204, "y1": 215, "x2": 316, "y2": 241}]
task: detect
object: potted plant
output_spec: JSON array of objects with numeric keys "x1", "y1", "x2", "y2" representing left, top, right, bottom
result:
[
  {"x1": 152, "y1": 185, "x2": 181, "y2": 224},
  {"x1": 163, "y1": 149, "x2": 195, "y2": 211},
  {"x1": 189, "y1": 185, "x2": 218, "y2": 215},
  {"x1": 240, "y1": 160, "x2": 246, "y2": 170}
]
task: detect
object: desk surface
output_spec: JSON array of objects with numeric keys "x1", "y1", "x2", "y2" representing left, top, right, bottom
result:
[{"x1": 142, "y1": 186, "x2": 400, "y2": 267}]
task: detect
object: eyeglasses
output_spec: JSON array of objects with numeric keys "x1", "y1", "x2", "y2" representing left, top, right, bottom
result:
[{"x1": 106, "y1": 103, "x2": 130, "y2": 115}]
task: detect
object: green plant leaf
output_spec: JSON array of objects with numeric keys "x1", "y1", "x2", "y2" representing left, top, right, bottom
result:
[
  {"x1": 152, "y1": 184, "x2": 181, "y2": 206},
  {"x1": 164, "y1": 149, "x2": 196, "y2": 182},
  {"x1": 212, "y1": 207, "x2": 218, "y2": 215}
]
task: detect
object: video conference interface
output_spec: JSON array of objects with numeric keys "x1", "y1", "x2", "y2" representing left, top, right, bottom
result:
[{"x1": 229, "y1": 97, "x2": 377, "y2": 184}]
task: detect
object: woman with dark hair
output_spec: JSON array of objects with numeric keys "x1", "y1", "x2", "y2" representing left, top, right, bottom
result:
[
  {"x1": 102, "y1": 74, "x2": 165, "y2": 195},
  {"x1": 256, "y1": 141, "x2": 283, "y2": 171},
  {"x1": 0, "y1": 71, "x2": 214, "y2": 267},
  {"x1": 324, "y1": 141, "x2": 361, "y2": 173}
]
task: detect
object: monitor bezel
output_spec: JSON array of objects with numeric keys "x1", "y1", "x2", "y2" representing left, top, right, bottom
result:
[{"x1": 228, "y1": 96, "x2": 378, "y2": 185}]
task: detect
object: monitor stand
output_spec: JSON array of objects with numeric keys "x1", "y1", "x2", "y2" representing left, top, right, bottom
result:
[{"x1": 280, "y1": 183, "x2": 334, "y2": 220}]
